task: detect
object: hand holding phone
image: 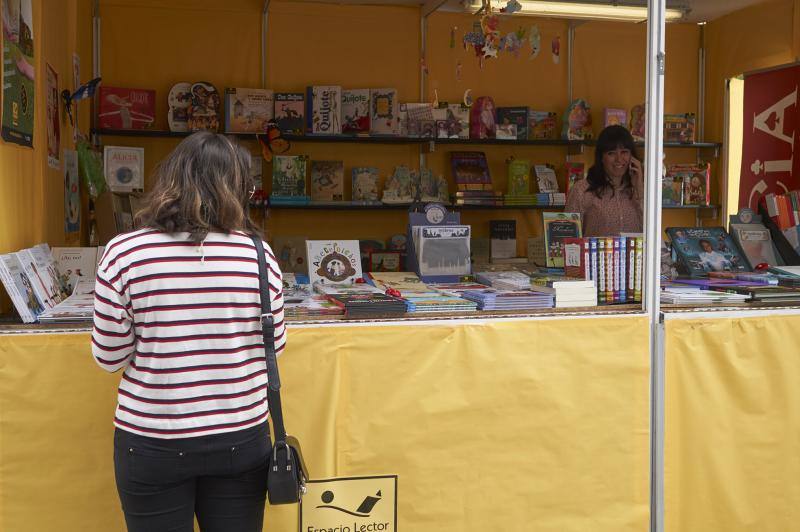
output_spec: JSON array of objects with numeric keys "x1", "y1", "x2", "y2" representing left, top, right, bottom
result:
[{"x1": 629, "y1": 157, "x2": 643, "y2": 183}]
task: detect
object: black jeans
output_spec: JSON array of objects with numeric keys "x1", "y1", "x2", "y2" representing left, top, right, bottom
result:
[{"x1": 113, "y1": 422, "x2": 271, "y2": 532}]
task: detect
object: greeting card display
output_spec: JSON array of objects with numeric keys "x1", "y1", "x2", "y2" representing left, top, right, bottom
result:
[
  {"x1": 167, "y1": 82, "x2": 192, "y2": 132},
  {"x1": 97, "y1": 87, "x2": 155, "y2": 130},
  {"x1": 188, "y1": 82, "x2": 221, "y2": 132}
]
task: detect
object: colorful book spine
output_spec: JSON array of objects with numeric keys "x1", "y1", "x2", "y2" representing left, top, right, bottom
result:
[
  {"x1": 589, "y1": 237, "x2": 598, "y2": 284},
  {"x1": 619, "y1": 237, "x2": 627, "y2": 303},
  {"x1": 605, "y1": 237, "x2": 614, "y2": 303},
  {"x1": 627, "y1": 237, "x2": 636, "y2": 301},
  {"x1": 597, "y1": 238, "x2": 606, "y2": 304},
  {"x1": 634, "y1": 237, "x2": 644, "y2": 302},
  {"x1": 613, "y1": 237, "x2": 620, "y2": 302},
  {"x1": 583, "y1": 238, "x2": 591, "y2": 282}
]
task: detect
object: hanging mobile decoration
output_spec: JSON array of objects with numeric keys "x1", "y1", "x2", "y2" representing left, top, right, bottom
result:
[
  {"x1": 500, "y1": 0, "x2": 522, "y2": 14},
  {"x1": 450, "y1": 26, "x2": 458, "y2": 48},
  {"x1": 552, "y1": 36, "x2": 561, "y2": 64},
  {"x1": 480, "y1": 12, "x2": 501, "y2": 59},
  {"x1": 463, "y1": 21, "x2": 485, "y2": 58},
  {"x1": 456, "y1": 60, "x2": 463, "y2": 82},
  {"x1": 500, "y1": 28, "x2": 525, "y2": 57},
  {"x1": 463, "y1": 89, "x2": 474, "y2": 108},
  {"x1": 529, "y1": 25, "x2": 541, "y2": 60},
  {"x1": 61, "y1": 77, "x2": 101, "y2": 127}
]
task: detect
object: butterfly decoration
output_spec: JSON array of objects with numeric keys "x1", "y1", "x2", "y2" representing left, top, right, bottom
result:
[
  {"x1": 61, "y1": 77, "x2": 102, "y2": 127},
  {"x1": 256, "y1": 121, "x2": 290, "y2": 162}
]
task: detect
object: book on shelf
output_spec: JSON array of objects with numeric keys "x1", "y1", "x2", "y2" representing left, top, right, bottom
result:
[
  {"x1": 97, "y1": 86, "x2": 156, "y2": 130},
  {"x1": 663, "y1": 113, "x2": 696, "y2": 143},
  {"x1": 51, "y1": 247, "x2": 101, "y2": 295},
  {"x1": 0, "y1": 253, "x2": 41, "y2": 323},
  {"x1": 676, "y1": 163, "x2": 711, "y2": 205},
  {"x1": 306, "y1": 85, "x2": 342, "y2": 135},
  {"x1": 352, "y1": 167, "x2": 380, "y2": 204},
  {"x1": 382, "y1": 166, "x2": 415, "y2": 204},
  {"x1": 604, "y1": 108, "x2": 628, "y2": 128},
  {"x1": 490, "y1": 220, "x2": 516, "y2": 260},
  {"x1": 729, "y1": 220, "x2": 778, "y2": 268},
  {"x1": 370, "y1": 88, "x2": 400, "y2": 135},
  {"x1": 495, "y1": 123, "x2": 517, "y2": 140},
  {"x1": 469, "y1": 96, "x2": 497, "y2": 139},
  {"x1": 528, "y1": 110, "x2": 557, "y2": 140},
  {"x1": 223, "y1": 88, "x2": 273, "y2": 133},
  {"x1": 451, "y1": 151, "x2": 492, "y2": 191},
  {"x1": 368, "y1": 251, "x2": 402, "y2": 272},
  {"x1": 306, "y1": 240, "x2": 362, "y2": 285},
  {"x1": 534, "y1": 164, "x2": 559, "y2": 193},
  {"x1": 310, "y1": 160, "x2": 344, "y2": 202},
  {"x1": 630, "y1": 104, "x2": 646, "y2": 142},
  {"x1": 507, "y1": 158, "x2": 531, "y2": 197},
  {"x1": 270, "y1": 236, "x2": 309, "y2": 274},
  {"x1": 104, "y1": 146, "x2": 144, "y2": 193},
  {"x1": 542, "y1": 212, "x2": 582, "y2": 268},
  {"x1": 271, "y1": 154, "x2": 310, "y2": 204},
  {"x1": 565, "y1": 162, "x2": 584, "y2": 195},
  {"x1": 341, "y1": 89, "x2": 371, "y2": 134},
  {"x1": 442, "y1": 104, "x2": 470, "y2": 139},
  {"x1": 666, "y1": 227, "x2": 750, "y2": 277},
  {"x1": 274, "y1": 92, "x2": 305, "y2": 134},
  {"x1": 662, "y1": 170, "x2": 684, "y2": 206},
  {"x1": 188, "y1": 82, "x2": 221, "y2": 132},
  {"x1": 496, "y1": 107, "x2": 528, "y2": 140}
]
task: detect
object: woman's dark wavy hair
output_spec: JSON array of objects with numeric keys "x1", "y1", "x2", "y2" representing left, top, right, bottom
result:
[
  {"x1": 586, "y1": 125, "x2": 639, "y2": 199},
  {"x1": 136, "y1": 131, "x2": 259, "y2": 242}
]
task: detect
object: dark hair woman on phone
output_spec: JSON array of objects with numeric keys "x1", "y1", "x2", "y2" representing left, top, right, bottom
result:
[{"x1": 565, "y1": 125, "x2": 644, "y2": 236}]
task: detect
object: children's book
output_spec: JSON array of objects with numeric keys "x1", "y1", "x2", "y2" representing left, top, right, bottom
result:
[
  {"x1": 450, "y1": 152, "x2": 492, "y2": 191},
  {"x1": 490, "y1": 220, "x2": 517, "y2": 260},
  {"x1": 664, "y1": 113, "x2": 696, "y2": 143},
  {"x1": 417, "y1": 225, "x2": 472, "y2": 277},
  {"x1": 534, "y1": 165, "x2": 559, "y2": 193},
  {"x1": 565, "y1": 162, "x2": 584, "y2": 194},
  {"x1": 666, "y1": 227, "x2": 750, "y2": 277},
  {"x1": 0, "y1": 253, "x2": 39, "y2": 322},
  {"x1": 469, "y1": 96, "x2": 496, "y2": 139},
  {"x1": 104, "y1": 146, "x2": 144, "y2": 192},
  {"x1": 418, "y1": 168, "x2": 449, "y2": 203},
  {"x1": 630, "y1": 104, "x2": 646, "y2": 142},
  {"x1": 271, "y1": 236, "x2": 309, "y2": 274},
  {"x1": 672, "y1": 163, "x2": 711, "y2": 205},
  {"x1": 274, "y1": 92, "x2": 304, "y2": 134},
  {"x1": 97, "y1": 87, "x2": 155, "y2": 130},
  {"x1": 51, "y1": 247, "x2": 100, "y2": 294},
  {"x1": 306, "y1": 85, "x2": 342, "y2": 135},
  {"x1": 562, "y1": 99, "x2": 592, "y2": 140},
  {"x1": 730, "y1": 221, "x2": 778, "y2": 268},
  {"x1": 352, "y1": 167, "x2": 380, "y2": 204},
  {"x1": 496, "y1": 107, "x2": 528, "y2": 140},
  {"x1": 341, "y1": 89, "x2": 370, "y2": 134},
  {"x1": 224, "y1": 88, "x2": 273, "y2": 133},
  {"x1": 543, "y1": 212, "x2": 582, "y2": 268},
  {"x1": 662, "y1": 170, "x2": 684, "y2": 206},
  {"x1": 495, "y1": 123, "x2": 517, "y2": 140},
  {"x1": 507, "y1": 158, "x2": 531, "y2": 196},
  {"x1": 187, "y1": 82, "x2": 221, "y2": 132},
  {"x1": 528, "y1": 110, "x2": 557, "y2": 140},
  {"x1": 382, "y1": 166, "x2": 415, "y2": 204},
  {"x1": 310, "y1": 160, "x2": 344, "y2": 202},
  {"x1": 306, "y1": 240, "x2": 362, "y2": 285},
  {"x1": 271, "y1": 155, "x2": 309, "y2": 201},
  {"x1": 444, "y1": 104, "x2": 470, "y2": 139},
  {"x1": 370, "y1": 88, "x2": 400, "y2": 135},
  {"x1": 604, "y1": 108, "x2": 627, "y2": 128}
]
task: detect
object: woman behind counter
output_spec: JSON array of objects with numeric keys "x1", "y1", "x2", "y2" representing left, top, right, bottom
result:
[{"x1": 565, "y1": 125, "x2": 644, "y2": 237}]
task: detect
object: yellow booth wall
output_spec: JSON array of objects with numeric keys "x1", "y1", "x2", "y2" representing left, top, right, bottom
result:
[{"x1": 0, "y1": 316, "x2": 650, "y2": 531}]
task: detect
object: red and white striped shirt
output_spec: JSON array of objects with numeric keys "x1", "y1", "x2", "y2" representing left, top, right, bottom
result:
[{"x1": 92, "y1": 229, "x2": 286, "y2": 439}]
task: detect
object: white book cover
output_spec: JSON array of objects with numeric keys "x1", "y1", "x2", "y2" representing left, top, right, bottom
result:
[
  {"x1": 31, "y1": 244, "x2": 66, "y2": 303},
  {"x1": 0, "y1": 254, "x2": 36, "y2": 322},
  {"x1": 104, "y1": 146, "x2": 144, "y2": 192},
  {"x1": 52, "y1": 247, "x2": 100, "y2": 294},
  {"x1": 418, "y1": 225, "x2": 472, "y2": 277},
  {"x1": 308, "y1": 85, "x2": 342, "y2": 135},
  {"x1": 306, "y1": 240, "x2": 362, "y2": 285},
  {"x1": 224, "y1": 87, "x2": 274, "y2": 133},
  {"x1": 370, "y1": 88, "x2": 400, "y2": 135},
  {"x1": 341, "y1": 89, "x2": 370, "y2": 134},
  {"x1": 534, "y1": 165, "x2": 560, "y2": 193},
  {"x1": 15, "y1": 250, "x2": 57, "y2": 310},
  {"x1": 730, "y1": 223, "x2": 778, "y2": 268}
]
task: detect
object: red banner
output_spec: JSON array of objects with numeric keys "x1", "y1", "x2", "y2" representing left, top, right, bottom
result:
[{"x1": 739, "y1": 63, "x2": 800, "y2": 210}]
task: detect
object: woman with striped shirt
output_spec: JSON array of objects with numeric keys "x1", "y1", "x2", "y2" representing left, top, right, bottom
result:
[{"x1": 92, "y1": 131, "x2": 285, "y2": 532}]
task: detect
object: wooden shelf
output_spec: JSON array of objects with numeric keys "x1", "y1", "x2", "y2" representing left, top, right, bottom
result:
[{"x1": 268, "y1": 203, "x2": 565, "y2": 211}]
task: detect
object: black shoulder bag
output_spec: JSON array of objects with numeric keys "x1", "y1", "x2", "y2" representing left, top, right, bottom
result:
[{"x1": 251, "y1": 236, "x2": 308, "y2": 505}]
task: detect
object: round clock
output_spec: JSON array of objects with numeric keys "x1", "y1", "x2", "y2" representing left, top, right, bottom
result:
[{"x1": 425, "y1": 203, "x2": 447, "y2": 224}]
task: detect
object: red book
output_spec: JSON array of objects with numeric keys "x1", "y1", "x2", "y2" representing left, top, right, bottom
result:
[
  {"x1": 97, "y1": 86, "x2": 156, "y2": 130},
  {"x1": 563, "y1": 237, "x2": 589, "y2": 279}
]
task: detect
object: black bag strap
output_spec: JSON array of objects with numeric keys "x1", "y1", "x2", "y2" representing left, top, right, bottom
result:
[{"x1": 251, "y1": 235, "x2": 288, "y2": 444}]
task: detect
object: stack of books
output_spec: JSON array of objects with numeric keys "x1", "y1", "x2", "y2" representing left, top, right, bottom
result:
[
  {"x1": 475, "y1": 271, "x2": 531, "y2": 290},
  {"x1": 460, "y1": 288, "x2": 554, "y2": 310},
  {"x1": 326, "y1": 292, "x2": 407, "y2": 318},
  {"x1": 529, "y1": 276, "x2": 597, "y2": 308}
]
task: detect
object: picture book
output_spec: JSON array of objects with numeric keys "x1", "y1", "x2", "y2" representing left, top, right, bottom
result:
[
  {"x1": 507, "y1": 158, "x2": 531, "y2": 196},
  {"x1": 352, "y1": 167, "x2": 380, "y2": 204},
  {"x1": 562, "y1": 99, "x2": 592, "y2": 140},
  {"x1": 543, "y1": 212, "x2": 582, "y2": 268},
  {"x1": 630, "y1": 104, "x2": 646, "y2": 142},
  {"x1": 271, "y1": 236, "x2": 309, "y2": 274},
  {"x1": 274, "y1": 92, "x2": 304, "y2": 134},
  {"x1": 496, "y1": 107, "x2": 528, "y2": 140},
  {"x1": 310, "y1": 160, "x2": 344, "y2": 202},
  {"x1": 417, "y1": 225, "x2": 471, "y2": 277},
  {"x1": 664, "y1": 113, "x2": 696, "y2": 144},
  {"x1": 565, "y1": 162, "x2": 584, "y2": 194},
  {"x1": 187, "y1": 82, "x2": 221, "y2": 132},
  {"x1": 271, "y1": 155, "x2": 309, "y2": 198},
  {"x1": 675, "y1": 163, "x2": 711, "y2": 205},
  {"x1": 370, "y1": 88, "x2": 400, "y2": 135},
  {"x1": 730, "y1": 222, "x2": 778, "y2": 268},
  {"x1": 495, "y1": 123, "x2": 517, "y2": 140},
  {"x1": 418, "y1": 168, "x2": 449, "y2": 203},
  {"x1": 604, "y1": 108, "x2": 628, "y2": 128},
  {"x1": 442, "y1": 104, "x2": 470, "y2": 139},
  {"x1": 382, "y1": 166, "x2": 415, "y2": 203},
  {"x1": 224, "y1": 88, "x2": 273, "y2": 133},
  {"x1": 469, "y1": 96, "x2": 496, "y2": 139},
  {"x1": 16, "y1": 246, "x2": 64, "y2": 310},
  {"x1": 52, "y1": 247, "x2": 99, "y2": 294},
  {"x1": 404, "y1": 103, "x2": 434, "y2": 137},
  {"x1": 528, "y1": 110, "x2": 557, "y2": 140},
  {"x1": 369, "y1": 251, "x2": 402, "y2": 272},
  {"x1": 662, "y1": 171, "x2": 684, "y2": 206},
  {"x1": 666, "y1": 227, "x2": 750, "y2": 277},
  {"x1": 341, "y1": 89, "x2": 370, "y2": 134},
  {"x1": 490, "y1": 220, "x2": 517, "y2": 259},
  {"x1": 104, "y1": 146, "x2": 144, "y2": 192},
  {"x1": 306, "y1": 85, "x2": 342, "y2": 135},
  {"x1": 97, "y1": 86, "x2": 155, "y2": 130},
  {"x1": 167, "y1": 82, "x2": 192, "y2": 132},
  {"x1": 306, "y1": 240, "x2": 362, "y2": 285},
  {"x1": 562, "y1": 237, "x2": 591, "y2": 280},
  {"x1": 0, "y1": 253, "x2": 39, "y2": 322},
  {"x1": 534, "y1": 164, "x2": 559, "y2": 193},
  {"x1": 450, "y1": 151, "x2": 492, "y2": 191}
]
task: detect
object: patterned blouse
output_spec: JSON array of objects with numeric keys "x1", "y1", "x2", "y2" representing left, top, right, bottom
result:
[{"x1": 564, "y1": 179, "x2": 644, "y2": 237}]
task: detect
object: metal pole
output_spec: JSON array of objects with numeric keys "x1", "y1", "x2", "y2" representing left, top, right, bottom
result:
[
  {"x1": 91, "y1": 0, "x2": 100, "y2": 145},
  {"x1": 645, "y1": 1, "x2": 666, "y2": 531},
  {"x1": 419, "y1": 12, "x2": 427, "y2": 171},
  {"x1": 697, "y1": 23, "x2": 706, "y2": 142},
  {"x1": 262, "y1": 0, "x2": 270, "y2": 89},
  {"x1": 567, "y1": 22, "x2": 575, "y2": 104}
]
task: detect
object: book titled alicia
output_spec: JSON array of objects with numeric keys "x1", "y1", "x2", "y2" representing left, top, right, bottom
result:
[{"x1": 306, "y1": 86, "x2": 342, "y2": 135}]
